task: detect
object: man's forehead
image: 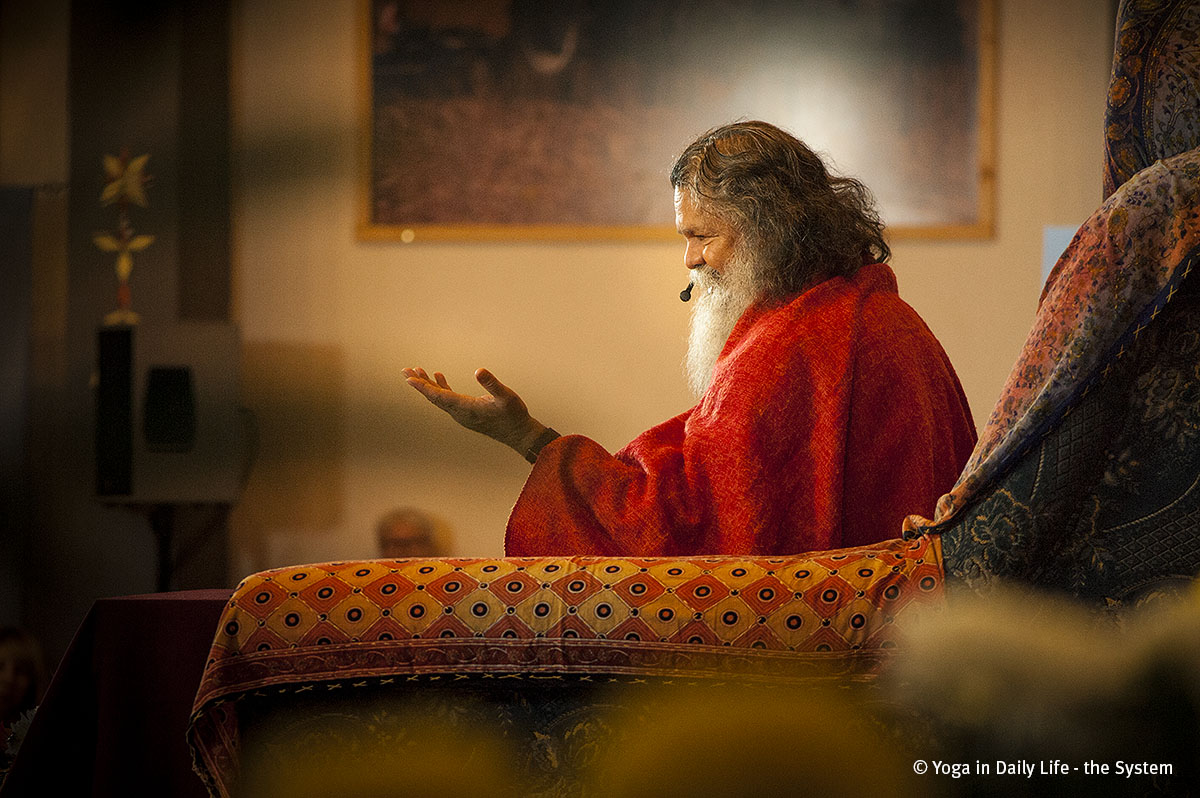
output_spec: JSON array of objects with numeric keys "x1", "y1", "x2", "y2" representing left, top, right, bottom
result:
[
  {"x1": 674, "y1": 189, "x2": 708, "y2": 225},
  {"x1": 674, "y1": 189, "x2": 730, "y2": 233}
]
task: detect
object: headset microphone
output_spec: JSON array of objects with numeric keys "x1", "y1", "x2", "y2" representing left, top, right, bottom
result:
[{"x1": 680, "y1": 281, "x2": 694, "y2": 302}]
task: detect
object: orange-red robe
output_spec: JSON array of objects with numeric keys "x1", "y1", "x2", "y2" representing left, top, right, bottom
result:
[{"x1": 505, "y1": 263, "x2": 976, "y2": 556}]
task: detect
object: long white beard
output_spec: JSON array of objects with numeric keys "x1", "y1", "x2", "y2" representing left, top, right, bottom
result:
[{"x1": 684, "y1": 258, "x2": 758, "y2": 397}]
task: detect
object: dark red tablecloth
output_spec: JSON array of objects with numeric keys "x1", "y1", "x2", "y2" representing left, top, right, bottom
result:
[{"x1": 0, "y1": 589, "x2": 231, "y2": 797}]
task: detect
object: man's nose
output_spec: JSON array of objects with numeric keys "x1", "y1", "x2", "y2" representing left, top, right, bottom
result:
[{"x1": 684, "y1": 243, "x2": 704, "y2": 269}]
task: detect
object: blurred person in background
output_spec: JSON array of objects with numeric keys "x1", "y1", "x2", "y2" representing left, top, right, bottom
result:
[{"x1": 376, "y1": 506, "x2": 444, "y2": 559}]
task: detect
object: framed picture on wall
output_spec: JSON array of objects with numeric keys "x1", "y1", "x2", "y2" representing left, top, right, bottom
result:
[{"x1": 358, "y1": 0, "x2": 994, "y2": 242}]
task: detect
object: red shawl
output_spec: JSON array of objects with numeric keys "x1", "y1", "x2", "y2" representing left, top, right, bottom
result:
[{"x1": 506, "y1": 263, "x2": 976, "y2": 556}]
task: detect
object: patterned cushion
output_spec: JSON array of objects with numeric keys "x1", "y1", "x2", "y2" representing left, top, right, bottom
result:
[{"x1": 188, "y1": 535, "x2": 944, "y2": 796}]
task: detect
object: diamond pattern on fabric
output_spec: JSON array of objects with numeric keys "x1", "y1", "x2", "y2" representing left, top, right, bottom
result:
[
  {"x1": 423, "y1": 571, "x2": 480, "y2": 606},
  {"x1": 195, "y1": 535, "x2": 945, "y2": 715},
  {"x1": 486, "y1": 570, "x2": 541, "y2": 605},
  {"x1": 549, "y1": 570, "x2": 604, "y2": 605},
  {"x1": 191, "y1": 536, "x2": 947, "y2": 798},
  {"x1": 611, "y1": 572, "x2": 667, "y2": 607},
  {"x1": 234, "y1": 579, "x2": 288, "y2": 620},
  {"x1": 674, "y1": 573, "x2": 732, "y2": 611},
  {"x1": 298, "y1": 576, "x2": 353, "y2": 614},
  {"x1": 802, "y1": 574, "x2": 857, "y2": 615},
  {"x1": 739, "y1": 575, "x2": 791, "y2": 616},
  {"x1": 361, "y1": 573, "x2": 417, "y2": 607}
]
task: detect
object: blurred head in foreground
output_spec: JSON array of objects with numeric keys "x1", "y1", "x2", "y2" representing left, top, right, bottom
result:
[
  {"x1": 882, "y1": 582, "x2": 1200, "y2": 795},
  {"x1": 586, "y1": 682, "x2": 925, "y2": 798}
]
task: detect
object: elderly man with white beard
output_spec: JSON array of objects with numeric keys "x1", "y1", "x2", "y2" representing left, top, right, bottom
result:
[{"x1": 404, "y1": 121, "x2": 977, "y2": 556}]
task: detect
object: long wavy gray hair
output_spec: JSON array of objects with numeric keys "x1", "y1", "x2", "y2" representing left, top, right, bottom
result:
[{"x1": 670, "y1": 121, "x2": 890, "y2": 300}]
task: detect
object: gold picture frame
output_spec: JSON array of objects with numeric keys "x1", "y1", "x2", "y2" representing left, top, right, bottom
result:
[{"x1": 358, "y1": 0, "x2": 995, "y2": 243}]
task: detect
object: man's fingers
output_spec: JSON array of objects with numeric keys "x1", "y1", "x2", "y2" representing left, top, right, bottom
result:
[
  {"x1": 405, "y1": 368, "x2": 519, "y2": 425},
  {"x1": 404, "y1": 367, "x2": 432, "y2": 382},
  {"x1": 402, "y1": 368, "x2": 451, "y2": 405},
  {"x1": 403, "y1": 367, "x2": 447, "y2": 391},
  {"x1": 475, "y1": 368, "x2": 516, "y2": 402},
  {"x1": 406, "y1": 378, "x2": 442, "y2": 405}
]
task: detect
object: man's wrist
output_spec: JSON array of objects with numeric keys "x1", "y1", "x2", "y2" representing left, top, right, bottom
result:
[{"x1": 522, "y1": 426, "x2": 560, "y2": 464}]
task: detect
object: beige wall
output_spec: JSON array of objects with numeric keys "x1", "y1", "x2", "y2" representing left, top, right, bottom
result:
[{"x1": 227, "y1": 0, "x2": 1115, "y2": 574}]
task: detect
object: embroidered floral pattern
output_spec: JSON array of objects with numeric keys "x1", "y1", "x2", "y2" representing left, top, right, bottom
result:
[
  {"x1": 940, "y1": 490, "x2": 1033, "y2": 595},
  {"x1": 938, "y1": 277, "x2": 1200, "y2": 604},
  {"x1": 1137, "y1": 364, "x2": 1200, "y2": 449},
  {"x1": 906, "y1": 148, "x2": 1200, "y2": 539},
  {"x1": 1104, "y1": 0, "x2": 1200, "y2": 198}
]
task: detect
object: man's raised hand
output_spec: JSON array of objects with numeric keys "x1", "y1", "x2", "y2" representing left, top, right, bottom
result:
[{"x1": 402, "y1": 367, "x2": 548, "y2": 457}]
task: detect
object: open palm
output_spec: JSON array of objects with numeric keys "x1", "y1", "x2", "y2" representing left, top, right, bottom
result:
[{"x1": 402, "y1": 367, "x2": 540, "y2": 453}]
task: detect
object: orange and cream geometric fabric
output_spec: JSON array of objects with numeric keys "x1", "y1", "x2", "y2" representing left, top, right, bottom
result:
[{"x1": 194, "y1": 534, "x2": 944, "y2": 711}]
